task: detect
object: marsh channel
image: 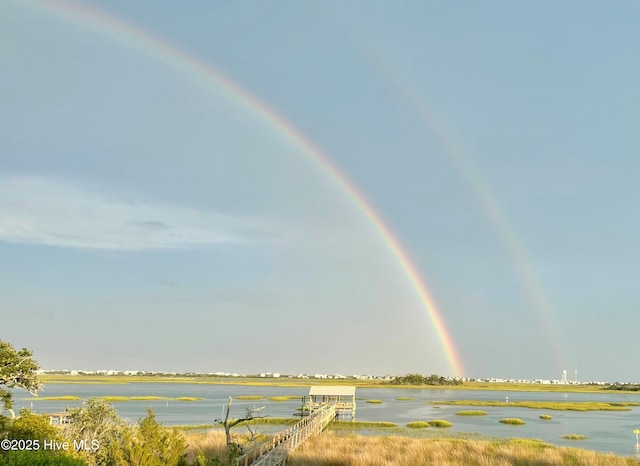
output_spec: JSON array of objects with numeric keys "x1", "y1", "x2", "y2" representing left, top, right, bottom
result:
[{"x1": 14, "y1": 383, "x2": 640, "y2": 458}]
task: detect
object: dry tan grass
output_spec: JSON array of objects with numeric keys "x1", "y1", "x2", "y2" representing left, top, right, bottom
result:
[
  {"x1": 182, "y1": 430, "x2": 227, "y2": 464},
  {"x1": 182, "y1": 429, "x2": 271, "y2": 464},
  {"x1": 287, "y1": 433, "x2": 638, "y2": 466}
]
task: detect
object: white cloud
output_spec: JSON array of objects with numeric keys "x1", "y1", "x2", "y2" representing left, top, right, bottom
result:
[{"x1": 0, "y1": 176, "x2": 277, "y2": 251}]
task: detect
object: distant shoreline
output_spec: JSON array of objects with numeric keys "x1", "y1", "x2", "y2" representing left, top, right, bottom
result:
[{"x1": 38, "y1": 375, "x2": 640, "y2": 394}]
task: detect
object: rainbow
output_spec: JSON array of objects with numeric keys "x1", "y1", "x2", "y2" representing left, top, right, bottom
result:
[
  {"x1": 354, "y1": 41, "x2": 565, "y2": 371},
  {"x1": 18, "y1": 0, "x2": 465, "y2": 377}
]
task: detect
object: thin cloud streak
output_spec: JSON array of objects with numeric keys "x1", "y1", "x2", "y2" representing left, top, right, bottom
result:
[{"x1": 0, "y1": 176, "x2": 279, "y2": 251}]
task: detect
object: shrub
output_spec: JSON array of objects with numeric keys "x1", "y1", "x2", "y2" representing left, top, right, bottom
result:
[
  {"x1": 64, "y1": 398, "x2": 125, "y2": 466},
  {"x1": 8, "y1": 409, "x2": 61, "y2": 442},
  {"x1": 1, "y1": 410, "x2": 82, "y2": 466},
  {"x1": 499, "y1": 418, "x2": 526, "y2": 425},
  {"x1": 119, "y1": 409, "x2": 185, "y2": 466},
  {"x1": 0, "y1": 450, "x2": 88, "y2": 466}
]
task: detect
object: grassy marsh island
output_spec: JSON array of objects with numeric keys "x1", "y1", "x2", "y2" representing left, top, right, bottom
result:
[
  {"x1": 267, "y1": 395, "x2": 301, "y2": 401},
  {"x1": 432, "y1": 400, "x2": 640, "y2": 411},
  {"x1": 499, "y1": 418, "x2": 526, "y2": 425},
  {"x1": 88, "y1": 396, "x2": 204, "y2": 402},
  {"x1": 562, "y1": 434, "x2": 588, "y2": 440},
  {"x1": 26, "y1": 395, "x2": 82, "y2": 401},
  {"x1": 366, "y1": 399, "x2": 383, "y2": 403},
  {"x1": 456, "y1": 410, "x2": 488, "y2": 416},
  {"x1": 427, "y1": 420, "x2": 452, "y2": 428},
  {"x1": 540, "y1": 414, "x2": 553, "y2": 420},
  {"x1": 406, "y1": 421, "x2": 430, "y2": 428},
  {"x1": 395, "y1": 397, "x2": 416, "y2": 400}
]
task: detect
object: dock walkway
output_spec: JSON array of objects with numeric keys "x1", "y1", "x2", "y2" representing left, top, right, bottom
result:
[{"x1": 236, "y1": 403, "x2": 336, "y2": 466}]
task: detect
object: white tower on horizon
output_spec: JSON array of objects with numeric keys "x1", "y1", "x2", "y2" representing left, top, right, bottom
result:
[
  {"x1": 574, "y1": 369, "x2": 578, "y2": 383},
  {"x1": 562, "y1": 370, "x2": 567, "y2": 383}
]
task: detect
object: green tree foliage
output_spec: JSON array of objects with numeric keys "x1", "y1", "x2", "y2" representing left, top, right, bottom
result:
[
  {"x1": 8, "y1": 409, "x2": 61, "y2": 442},
  {"x1": 0, "y1": 450, "x2": 88, "y2": 466},
  {"x1": 118, "y1": 409, "x2": 185, "y2": 466},
  {"x1": 0, "y1": 340, "x2": 41, "y2": 410},
  {"x1": 605, "y1": 383, "x2": 640, "y2": 391},
  {"x1": 390, "y1": 374, "x2": 463, "y2": 386},
  {"x1": 0, "y1": 410, "x2": 86, "y2": 466},
  {"x1": 63, "y1": 399, "x2": 125, "y2": 466}
]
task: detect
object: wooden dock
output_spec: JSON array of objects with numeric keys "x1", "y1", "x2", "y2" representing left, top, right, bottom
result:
[
  {"x1": 306, "y1": 386, "x2": 356, "y2": 419},
  {"x1": 236, "y1": 403, "x2": 336, "y2": 466}
]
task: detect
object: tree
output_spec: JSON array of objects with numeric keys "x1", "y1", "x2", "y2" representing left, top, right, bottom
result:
[
  {"x1": 0, "y1": 340, "x2": 41, "y2": 412},
  {"x1": 215, "y1": 397, "x2": 265, "y2": 448}
]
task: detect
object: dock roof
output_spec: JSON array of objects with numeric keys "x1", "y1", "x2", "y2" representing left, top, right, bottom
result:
[{"x1": 308, "y1": 386, "x2": 356, "y2": 396}]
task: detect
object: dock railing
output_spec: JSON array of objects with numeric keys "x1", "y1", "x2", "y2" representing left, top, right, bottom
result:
[{"x1": 236, "y1": 403, "x2": 336, "y2": 466}]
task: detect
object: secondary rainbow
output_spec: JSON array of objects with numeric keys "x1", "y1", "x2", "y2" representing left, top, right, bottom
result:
[
  {"x1": 21, "y1": 0, "x2": 465, "y2": 377},
  {"x1": 352, "y1": 39, "x2": 566, "y2": 370}
]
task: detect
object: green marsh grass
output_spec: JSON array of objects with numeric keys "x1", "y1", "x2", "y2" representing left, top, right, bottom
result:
[
  {"x1": 236, "y1": 395, "x2": 264, "y2": 400},
  {"x1": 175, "y1": 424, "x2": 216, "y2": 431},
  {"x1": 130, "y1": 396, "x2": 167, "y2": 401},
  {"x1": 540, "y1": 414, "x2": 553, "y2": 420},
  {"x1": 99, "y1": 396, "x2": 129, "y2": 402},
  {"x1": 562, "y1": 434, "x2": 587, "y2": 440},
  {"x1": 40, "y1": 374, "x2": 640, "y2": 395},
  {"x1": 406, "y1": 421, "x2": 429, "y2": 428},
  {"x1": 395, "y1": 397, "x2": 416, "y2": 401},
  {"x1": 456, "y1": 410, "x2": 487, "y2": 416},
  {"x1": 328, "y1": 421, "x2": 397, "y2": 430},
  {"x1": 432, "y1": 400, "x2": 640, "y2": 411},
  {"x1": 267, "y1": 395, "x2": 301, "y2": 401},
  {"x1": 245, "y1": 418, "x2": 299, "y2": 426},
  {"x1": 427, "y1": 420, "x2": 452, "y2": 428},
  {"x1": 366, "y1": 399, "x2": 383, "y2": 404},
  {"x1": 499, "y1": 418, "x2": 526, "y2": 425},
  {"x1": 95, "y1": 396, "x2": 204, "y2": 402},
  {"x1": 28, "y1": 396, "x2": 81, "y2": 401}
]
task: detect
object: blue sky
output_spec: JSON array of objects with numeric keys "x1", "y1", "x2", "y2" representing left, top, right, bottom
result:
[{"x1": 1, "y1": 1, "x2": 638, "y2": 380}]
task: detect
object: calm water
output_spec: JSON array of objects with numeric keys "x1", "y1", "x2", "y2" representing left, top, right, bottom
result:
[{"x1": 12, "y1": 383, "x2": 640, "y2": 458}]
